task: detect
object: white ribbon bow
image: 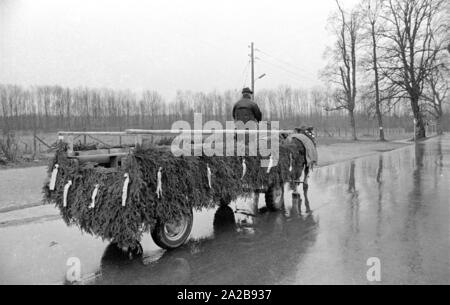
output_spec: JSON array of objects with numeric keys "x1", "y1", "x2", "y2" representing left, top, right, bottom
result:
[
  {"x1": 241, "y1": 158, "x2": 247, "y2": 180},
  {"x1": 156, "y1": 167, "x2": 163, "y2": 199},
  {"x1": 63, "y1": 180, "x2": 72, "y2": 207},
  {"x1": 49, "y1": 164, "x2": 59, "y2": 191},
  {"x1": 122, "y1": 173, "x2": 130, "y2": 207},
  {"x1": 89, "y1": 184, "x2": 100, "y2": 209},
  {"x1": 207, "y1": 164, "x2": 212, "y2": 189},
  {"x1": 266, "y1": 155, "x2": 274, "y2": 174}
]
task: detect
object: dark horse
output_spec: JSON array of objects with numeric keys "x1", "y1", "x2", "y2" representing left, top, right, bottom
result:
[
  {"x1": 262, "y1": 126, "x2": 316, "y2": 214},
  {"x1": 293, "y1": 126, "x2": 316, "y2": 196}
]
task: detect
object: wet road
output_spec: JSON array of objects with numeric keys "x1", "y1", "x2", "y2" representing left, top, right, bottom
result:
[
  {"x1": 0, "y1": 166, "x2": 46, "y2": 211},
  {"x1": 0, "y1": 136, "x2": 449, "y2": 284}
]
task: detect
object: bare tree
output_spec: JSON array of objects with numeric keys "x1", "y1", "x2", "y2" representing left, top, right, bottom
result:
[
  {"x1": 379, "y1": 0, "x2": 447, "y2": 139},
  {"x1": 425, "y1": 69, "x2": 448, "y2": 134},
  {"x1": 423, "y1": 48, "x2": 449, "y2": 134},
  {"x1": 322, "y1": 0, "x2": 362, "y2": 140},
  {"x1": 360, "y1": 0, "x2": 387, "y2": 140},
  {"x1": 445, "y1": 3, "x2": 450, "y2": 54}
]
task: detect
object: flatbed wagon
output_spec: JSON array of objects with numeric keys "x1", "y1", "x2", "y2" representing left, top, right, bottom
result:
[{"x1": 44, "y1": 128, "x2": 316, "y2": 252}]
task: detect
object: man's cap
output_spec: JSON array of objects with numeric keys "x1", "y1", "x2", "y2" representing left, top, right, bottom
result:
[{"x1": 242, "y1": 87, "x2": 253, "y2": 95}]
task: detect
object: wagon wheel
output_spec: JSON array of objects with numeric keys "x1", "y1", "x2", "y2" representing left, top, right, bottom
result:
[
  {"x1": 151, "y1": 208, "x2": 193, "y2": 250},
  {"x1": 265, "y1": 182, "x2": 285, "y2": 211}
]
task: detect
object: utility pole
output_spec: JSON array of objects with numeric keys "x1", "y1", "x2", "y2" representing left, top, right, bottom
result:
[
  {"x1": 248, "y1": 42, "x2": 266, "y2": 99},
  {"x1": 250, "y1": 42, "x2": 255, "y2": 99}
]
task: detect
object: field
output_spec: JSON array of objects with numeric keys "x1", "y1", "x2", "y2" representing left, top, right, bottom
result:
[{"x1": 0, "y1": 126, "x2": 417, "y2": 170}]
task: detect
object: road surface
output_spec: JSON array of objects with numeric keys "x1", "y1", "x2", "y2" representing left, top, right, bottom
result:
[{"x1": 0, "y1": 135, "x2": 448, "y2": 284}]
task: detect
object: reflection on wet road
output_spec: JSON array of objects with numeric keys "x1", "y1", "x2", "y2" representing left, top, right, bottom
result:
[{"x1": 1, "y1": 136, "x2": 449, "y2": 284}]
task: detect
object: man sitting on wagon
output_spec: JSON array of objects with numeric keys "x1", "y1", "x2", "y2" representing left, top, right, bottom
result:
[
  {"x1": 232, "y1": 87, "x2": 262, "y2": 123},
  {"x1": 232, "y1": 87, "x2": 262, "y2": 147}
]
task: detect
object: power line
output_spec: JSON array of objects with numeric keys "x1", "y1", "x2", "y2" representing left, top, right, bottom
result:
[
  {"x1": 258, "y1": 58, "x2": 317, "y2": 83},
  {"x1": 257, "y1": 56, "x2": 318, "y2": 83},
  {"x1": 256, "y1": 48, "x2": 315, "y2": 73},
  {"x1": 258, "y1": 56, "x2": 318, "y2": 83},
  {"x1": 256, "y1": 48, "x2": 318, "y2": 79},
  {"x1": 258, "y1": 60, "x2": 304, "y2": 85}
]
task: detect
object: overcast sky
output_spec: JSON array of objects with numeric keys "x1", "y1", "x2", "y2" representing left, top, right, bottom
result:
[{"x1": 0, "y1": 0, "x2": 359, "y2": 99}]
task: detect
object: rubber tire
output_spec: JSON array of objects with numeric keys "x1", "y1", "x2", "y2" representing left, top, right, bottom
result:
[
  {"x1": 265, "y1": 183, "x2": 285, "y2": 211},
  {"x1": 151, "y1": 209, "x2": 193, "y2": 250}
]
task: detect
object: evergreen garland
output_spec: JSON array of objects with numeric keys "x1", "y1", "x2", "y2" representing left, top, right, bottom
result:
[{"x1": 43, "y1": 140, "x2": 305, "y2": 249}]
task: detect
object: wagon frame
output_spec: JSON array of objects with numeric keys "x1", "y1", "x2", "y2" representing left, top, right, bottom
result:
[{"x1": 54, "y1": 128, "x2": 309, "y2": 251}]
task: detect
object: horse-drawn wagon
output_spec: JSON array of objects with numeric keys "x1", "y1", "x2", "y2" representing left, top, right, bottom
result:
[{"x1": 43, "y1": 128, "x2": 316, "y2": 252}]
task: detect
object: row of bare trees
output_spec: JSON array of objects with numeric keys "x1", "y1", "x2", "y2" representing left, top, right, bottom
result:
[
  {"x1": 323, "y1": 0, "x2": 449, "y2": 140},
  {"x1": 0, "y1": 83, "x2": 421, "y2": 135},
  {"x1": 0, "y1": 85, "x2": 167, "y2": 132}
]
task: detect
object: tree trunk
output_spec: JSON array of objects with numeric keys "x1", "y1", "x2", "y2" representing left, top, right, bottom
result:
[
  {"x1": 349, "y1": 109, "x2": 357, "y2": 141},
  {"x1": 436, "y1": 114, "x2": 443, "y2": 135},
  {"x1": 371, "y1": 22, "x2": 385, "y2": 141},
  {"x1": 374, "y1": 80, "x2": 385, "y2": 141},
  {"x1": 377, "y1": 119, "x2": 385, "y2": 141},
  {"x1": 414, "y1": 118, "x2": 426, "y2": 139},
  {"x1": 411, "y1": 97, "x2": 426, "y2": 139}
]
